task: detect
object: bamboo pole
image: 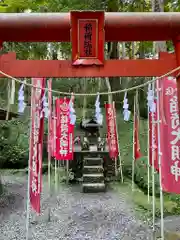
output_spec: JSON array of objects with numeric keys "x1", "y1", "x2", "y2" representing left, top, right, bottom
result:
[
  {"x1": 25, "y1": 81, "x2": 34, "y2": 240},
  {"x1": 6, "y1": 81, "x2": 10, "y2": 120},
  {"x1": 53, "y1": 96, "x2": 58, "y2": 193},
  {"x1": 58, "y1": 160, "x2": 60, "y2": 184},
  {"x1": 55, "y1": 159, "x2": 58, "y2": 192},
  {"x1": 147, "y1": 84, "x2": 151, "y2": 203},
  {"x1": 156, "y1": 79, "x2": 164, "y2": 240},
  {"x1": 66, "y1": 160, "x2": 69, "y2": 184},
  {"x1": 151, "y1": 81, "x2": 156, "y2": 232},
  {"x1": 147, "y1": 113, "x2": 150, "y2": 203},
  {"x1": 132, "y1": 95, "x2": 136, "y2": 192},
  {"x1": 47, "y1": 81, "x2": 52, "y2": 222},
  {"x1": 113, "y1": 101, "x2": 123, "y2": 182},
  {"x1": 10, "y1": 79, "x2": 15, "y2": 104}
]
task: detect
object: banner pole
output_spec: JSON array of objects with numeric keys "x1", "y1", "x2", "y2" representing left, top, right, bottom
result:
[
  {"x1": 113, "y1": 101, "x2": 123, "y2": 182},
  {"x1": 132, "y1": 155, "x2": 135, "y2": 192},
  {"x1": 53, "y1": 96, "x2": 58, "y2": 193},
  {"x1": 66, "y1": 160, "x2": 69, "y2": 184},
  {"x1": 114, "y1": 157, "x2": 118, "y2": 177},
  {"x1": 47, "y1": 148, "x2": 51, "y2": 221},
  {"x1": 55, "y1": 159, "x2": 58, "y2": 192},
  {"x1": 151, "y1": 81, "x2": 156, "y2": 232},
  {"x1": 58, "y1": 160, "x2": 60, "y2": 186},
  {"x1": 147, "y1": 86, "x2": 150, "y2": 203},
  {"x1": 152, "y1": 119, "x2": 156, "y2": 232},
  {"x1": 156, "y1": 79, "x2": 164, "y2": 240},
  {"x1": 25, "y1": 81, "x2": 34, "y2": 240},
  {"x1": 26, "y1": 139, "x2": 31, "y2": 240},
  {"x1": 132, "y1": 96, "x2": 136, "y2": 192},
  {"x1": 47, "y1": 80, "x2": 52, "y2": 222},
  {"x1": 147, "y1": 116, "x2": 150, "y2": 203}
]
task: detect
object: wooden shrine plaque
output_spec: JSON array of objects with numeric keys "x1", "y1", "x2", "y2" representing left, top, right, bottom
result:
[{"x1": 70, "y1": 11, "x2": 104, "y2": 66}]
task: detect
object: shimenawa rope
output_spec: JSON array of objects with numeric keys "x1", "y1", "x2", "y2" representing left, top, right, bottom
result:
[{"x1": 0, "y1": 66, "x2": 179, "y2": 96}]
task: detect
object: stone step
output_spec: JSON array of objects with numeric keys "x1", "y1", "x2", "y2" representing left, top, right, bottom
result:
[
  {"x1": 83, "y1": 173, "x2": 104, "y2": 183},
  {"x1": 82, "y1": 183, "x2": 106, "y2": 193},
  {"x1": 84, "y1": 157, "x2": 103, "y2": 166},
  {"x1": 86, "y1": 152, "x2": 104, "y2": 158},
  {"x1": 83, "y1": 165, "x2": 104, "y2": 174}
]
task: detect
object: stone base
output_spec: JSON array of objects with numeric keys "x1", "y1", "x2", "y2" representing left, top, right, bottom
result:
[{"x1": 82, "y1": 183, "x2": 106, "y2": 193}]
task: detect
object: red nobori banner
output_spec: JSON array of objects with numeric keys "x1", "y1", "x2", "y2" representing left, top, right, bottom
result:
[
  {"x1": 47, "y1": 79, "x2": 52, "y2": 155},
  {"x1": 159, "y1": 77, "x2": 180, "y2": 194},
  {"x1": 55, "y1": 98, "x2": 73, "y2": 160},
  {"x1": 29, "y1": 78, "x2": 45, "y2": 213},
  {"x1": 105, "y1": 103, "x2": 119, "y2": 159},
  {"x1": 149, "y1": 101, "x2": 159, "y2": 172},
  {"x1": 71, "y1": 11, "x2": 104, "y2": 65}
]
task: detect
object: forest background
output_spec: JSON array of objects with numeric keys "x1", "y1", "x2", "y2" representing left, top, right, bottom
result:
[{"x1": 0, "y1": 0, "x2": 180, "y2": 219}]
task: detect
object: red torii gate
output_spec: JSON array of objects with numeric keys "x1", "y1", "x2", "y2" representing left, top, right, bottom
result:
[{"x1": 0, "y1": 11, "x2": 180, "y2": 104}]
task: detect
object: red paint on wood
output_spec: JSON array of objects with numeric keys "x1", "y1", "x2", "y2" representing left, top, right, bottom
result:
[
  {"x1": 0, "y1": 13, "x2": 180, "y2": 42},
  {"x1": 0, "y1": 52, "x2": 176, "y2": 78},
  {"x1": 71, "y1": 11, "x2": 104, "y2": 65}
]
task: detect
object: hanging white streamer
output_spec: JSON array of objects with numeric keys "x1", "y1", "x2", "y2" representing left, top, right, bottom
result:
[
  {"x1": 41, "y1": 91, "x2": 48, "y2": 119},
  {"x1": 123, "y1": 92, "x2": 131, "y2": 121},
  {"x1": 95, "y1": 93, "x2": 103, "y2": 125},
  {"x1": 69, "y1": 98, "x2": 76, "y2": 125},
  {"x1": 18, "y1": 81, "x2": 26, "y2": 113},
  {"x1": 147, "y1": 83, "x2": 155, "y2": 112}
]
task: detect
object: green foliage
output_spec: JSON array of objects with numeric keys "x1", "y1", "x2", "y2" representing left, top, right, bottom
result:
[
  {"x1": 0, "y1": 120, "x2": 29, "y2": 168},
  {"x1": 134, "y1": 157, "x2": 160, "y2": 196},
  {"x1": 0, "y1": 143, "x2": 28, "y2": 168},
  {"x1": 0, "y1": 0, "x2": 177, "y2": 119},
  {"x1": 131, "y1": 186, "x2": 179, "y2": 218},
  {"x1": 113, "y1": 180, "x2": 179, "y2": 221},
  {"x1": 0, "y1": 0, "x2": 179, "y2": 215}
]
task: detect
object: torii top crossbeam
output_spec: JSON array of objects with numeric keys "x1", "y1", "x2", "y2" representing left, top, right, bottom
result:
[
  {"x1": 1, "y1": 11, "x2": 180, "y2": 117},
  {"x1": 1, "y1": 12, "x2": 180, "y2": 42}
]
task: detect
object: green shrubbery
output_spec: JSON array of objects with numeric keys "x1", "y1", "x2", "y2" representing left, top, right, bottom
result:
[
  {"x1": 121, "y1": 156, "x2": 160, "y2": 196},
  {"x1": 0, "y1": 120, "x2": 29, "y2": 169},
  {"x1": 0, "y1": 143, "x2": 28, "y2": 168},
  {"x1": 122, "y1": 156, "x2": 180, "y2": 217},
  {"x1": 0, "y1": 118, "x2": 49, "y2": 169},
  {"x1": 134, "y1": 157, "x2": 160, "y2": 197}
]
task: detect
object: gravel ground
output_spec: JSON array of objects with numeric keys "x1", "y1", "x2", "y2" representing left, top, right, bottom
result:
[{"x1": 0, "y1": 175, "x2": 153, "y2": 240}]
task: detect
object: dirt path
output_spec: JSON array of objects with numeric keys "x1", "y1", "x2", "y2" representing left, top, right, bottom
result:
[{"x1": 0, "y1": 175, "x2": 153, "y2": 240}]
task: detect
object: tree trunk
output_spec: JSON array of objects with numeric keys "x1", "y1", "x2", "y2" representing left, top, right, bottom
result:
[
  {"x1": 108, "y1": 42, "x2": 121, "y2": 93},
  {"x1": 106, "y1": 0, "x2": 121, "y2": 106},
  {"x1": 152, "y1": 0, "x2": 167, "y2": 53}
]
